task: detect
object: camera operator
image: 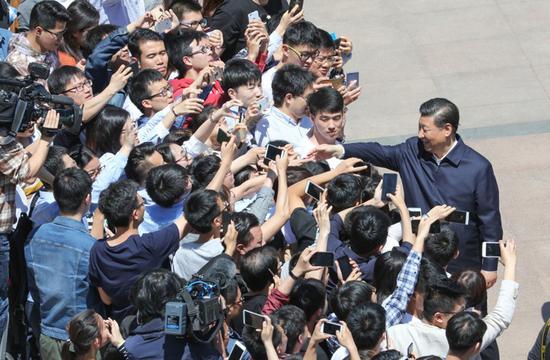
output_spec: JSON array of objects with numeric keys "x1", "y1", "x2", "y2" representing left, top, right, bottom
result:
[{"x1": 0, "y1": 108, "x2": 59, "y2": 346}]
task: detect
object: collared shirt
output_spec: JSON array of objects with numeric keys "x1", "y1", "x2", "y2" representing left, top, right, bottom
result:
[
  {"x1": 25, "y1": 216, "x2": 96, "y2": 340},
  {"x1": 343, "y1": 135, "x2": 502, "y2": 272},
  {"x1": 139, "y1": 198, "x2": 185, "y2": 235},
  {"x1": 254, "y1": 107, "x2": 312, "y2": 148},
  {"x1": 92, "y1": 151, "x2": 129, "y2": 205},
  {"x1": 382, "y1": 250, "x2": 422, "y2": 327},
  {"x1": 0, "y1": 133, "x2": 29, "y2": 233},
  {"x1": 433, "y1": 139, "x2": 458, "y2": 165},
  {"x1": 261, "y1": 66, "x2": 277, "y2": 104},
  {"x1": 6, "y1": 32, "x2": 59, "y2": 76}
]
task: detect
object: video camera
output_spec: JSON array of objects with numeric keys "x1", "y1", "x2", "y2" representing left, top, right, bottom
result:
[
  {"x1": 164, "y1": 277, "x2": 224, "y2": 343},
  {"x1": 0, "y1": 63, "x2": 82, "y2": 137}
]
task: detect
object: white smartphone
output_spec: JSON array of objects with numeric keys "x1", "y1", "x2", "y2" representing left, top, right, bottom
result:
[
  {"x1": 228, "y1": 341, "x2": 246, "y2": 360},
  {"x1": 321, "y1": 321, "x2": 342, "y2": 336},
  {"x1": 408, "y1": 207, "x2": 422, "y2": 218},
  {"x1": 243, "y1": 309, "x2": 265, "y2": 329},
  {"x1": 446, "y1": 210, "x2": 470, "y2": 225},
  {"x1": 305, "y1": 180, "x2": 324, "y2": 202},
  {"x1": 248, "y1": 10, "x2": 261, "y2": 22},
  {"x1": 258, "y1": 97, "x2": 270, "y2": 114},
  {"x1": 481, "y1": 242, "x2": 500, "y2": 258}
]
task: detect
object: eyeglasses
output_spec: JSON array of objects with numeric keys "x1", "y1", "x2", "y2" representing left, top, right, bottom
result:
[
  {"x1": 62, "y1": 79, "x2": 92, "y2": 94},
  {"x1": 190, "y1": 45, "x2": 212, "y2": 56},
  {"x1": 174, "y1": 149, "x2": 189, "y2": 163},
  {"x1": 314, "y1": 54, "x2": 338, "y2": 65},
  {"x1": 86, "y1": 164, "x2": 105, "y2": 177},
  {"x1": 286, "y1": 45, "x2": 320, "y2": 63},
  {"x1": 43, "y1": 27, "x2": 66, "y2": 40},
  {"x1": 229, "y1": 296, "x2": 244, "y2": 308},
  {"x1": 180, "y1": 18, "x2": 208, "y2": 29},
  {"x1": 440, "y1": 305, "x2": 466, "y2": 315},
  {"x1": 146, "y1": 85, "x2": 173, "y2": 99}
]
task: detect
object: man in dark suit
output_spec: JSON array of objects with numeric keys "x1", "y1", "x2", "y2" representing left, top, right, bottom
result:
[{"x1": 309, "y1": 98, "x2": 502, "y2": 289}]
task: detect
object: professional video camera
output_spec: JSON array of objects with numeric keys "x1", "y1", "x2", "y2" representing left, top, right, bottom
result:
[
  {"x1": 164, "y1": 276, "x2": 224, "y2": 343},
  {"x1": 0, "y1": 63, "x2": 82, "y2": 137}
]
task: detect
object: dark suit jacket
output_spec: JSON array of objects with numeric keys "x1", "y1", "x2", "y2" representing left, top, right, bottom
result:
[{"x1": 343, "y1": 135, "x2": 502, "y2": 272}]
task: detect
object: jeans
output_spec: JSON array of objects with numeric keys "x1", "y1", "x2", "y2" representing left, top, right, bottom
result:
[{"x1": 0, "y1": 233, "x2": 10, "y2": 358}]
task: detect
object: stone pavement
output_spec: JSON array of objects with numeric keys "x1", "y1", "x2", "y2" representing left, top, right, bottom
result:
[{"x1": 306, "y1": 0, "x2": 550, "y2": 358}]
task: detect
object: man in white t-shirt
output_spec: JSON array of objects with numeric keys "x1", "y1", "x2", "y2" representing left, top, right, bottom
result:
[
  {"x1": 295, "y1": 86, "x2": 345, "y2": 168},
  {"x1": 172, "y1": 189, "x2": 231, "y2": 280}
]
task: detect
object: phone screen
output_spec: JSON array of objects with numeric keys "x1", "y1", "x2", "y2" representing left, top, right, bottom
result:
[
  {"x1": 265, "y1": 144, "x2": 284, "y2": 162},
  {"x1": 446, "y1": 210, "x2": 469, "y2": 225},
  {"x1": 322, "y1": 322, "x2": 342, "y2": 336},
  {"x1": 408, "y1": 208, "x2": 422, "y2": 218},
  {"x1": 217, "y1": 128, "x2": 231, "y2": 144},
  {"x1": 155, "y1": 18, "x2": 172, "y2": 33},
  {"x1": 310, "y1": 252, "x2": 334, "y2": 267},
  {"x1": 305, "y1": 181, "x2": 324, "y2": 202},
  {"x1": 288, "y1": 0, "x2": 304, "y2": 11},
  {"x1": 336, "y1": 256, "x2": 353, "y2": 279},
  {"x1": 198, "y1": 84, "x2": 214, "y2": 100},
  {"x1": 228, "y1": 342, "x2": 245, "y2": 360},
  {"x1": 484, "y1": 242, "x2": 500, "y2": 257},
  {"x1": 248, "y1": 10, "x2": 260, "y2": 22},
  {"x1": 346, "y1": 72, "x2": 359, "y2": 87},
  {"x1": 243, "y1": 310, "x2": 265, "y2": 329},
  {"x1": 381, "y1": 173, "x2": 398, "y2": 201}
]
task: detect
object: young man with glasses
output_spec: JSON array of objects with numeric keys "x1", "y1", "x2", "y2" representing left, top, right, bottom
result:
[
  {"x1": 129, "y1": 69, "x2": 174, "y2": 127},
  {"x1": 261, "y1": 21, "x2": 321, "y2": 103},
  {"x1": 6, "y1": 0, "x2": 70, "y2": 76}
]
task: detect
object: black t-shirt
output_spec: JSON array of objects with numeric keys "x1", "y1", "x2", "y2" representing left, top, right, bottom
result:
[
  {"x1": 289, "y1": 207, "x2": 318, "y2": 252},
  {"x1": 88, "y1": 224, "x2": 181, "y2": 322}
]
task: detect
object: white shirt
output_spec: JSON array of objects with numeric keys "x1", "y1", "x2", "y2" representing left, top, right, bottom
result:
[
  {"x1": 295, "y1": 136, "x2": 343, "y2": 169},
  {"x1": 139, "y1": 198, "x2": 185, "y2": 235},
  {"x1": 254, "y1": 107, "x2": 312, "y2": 148},
  {"x1": 433, "y1": 139, "x2": 458, "y2": 165},
  {"x1": 91, "y1": 0, "x2": 144, "y2": 26},
  {"x1": 261, "y1": 66, "x2": 277, "y2": 105},
  {"x1": 172, "y1": 238, "x2": 224, "y2": 280}
]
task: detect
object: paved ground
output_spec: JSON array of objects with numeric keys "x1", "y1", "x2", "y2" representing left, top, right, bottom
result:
[{"x1": 306, "y1": 0, "x2": 550, "y2": 358}]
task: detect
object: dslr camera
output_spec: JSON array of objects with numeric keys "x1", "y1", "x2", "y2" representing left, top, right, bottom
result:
[{"x1": 0, "y1": 63, "x2": 82, "y2": 137}]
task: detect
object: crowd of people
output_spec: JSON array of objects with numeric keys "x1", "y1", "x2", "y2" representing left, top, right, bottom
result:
[{"x1": 0, "y1": 0, "x2": 537, "y2": 359}]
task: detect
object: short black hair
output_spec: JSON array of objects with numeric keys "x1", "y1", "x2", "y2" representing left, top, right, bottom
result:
[
  {"x1": 272, "y1": 64, "x2": 316, "y2": 107},
  {"x1": 239, "y1": 246, "x2": 278, "y2": 292},
  {"x1": 330, "y1": 281, "x2": 374, "y2": 321},
  {"x1": 130, "y1": 268, "x2": 185, "y2": 324},
  {"x1": 190, "y1": 154, "x2": 220, "y2": 189},
  {"x1": 225, "y1": 212, "x2": 260, "y2": 248},
  {"x1": 326, "y1": 173, "x2": 362, "y2": 213},
  {"x1": 170, "y1": 0, "x2": 202, "y2": 17},
  {"x1": 425, "y1": 224, "x2": 459, "y2": 268},
  {"x1": 128, "y1": 28, "x2": 164, "y2": 58},
  {"x1": 423, "y1": 278, "x2": 465, "y2": 322},
  {"x1": 372, "y1": 350, "x2": 404, "y2": 360},
  {"x1": 283, "y1": 21, "x2": 321, "y2": 48},
  {"x1": 89, "y1": 105, "x2": 129, "y2": 156},
  {"x1": 155, "y1": 143, "x2": 176, "y2": 163},
  {"x1": 68, "y1": 144, "x2": 97, "y2": 169},
  {"x1": 343, "y1": 206, "x2": 390, "y2": 256},
  {"x1": 307, "y1": 86, "x2": 344, "y2": 117},
  {"x1": 29, "y1": 0, "x2": 70, "y2": 30},
  {"x1": 82, "y1": 24, "x2": 117, "y2": 58},
  {"x1": 346, "y1": 303, "x2": 386, "y2": 351},
  {"x1": 129, "y1": 69, "x2": 165, "y2": 112},
  {"x1": 289, "y1": 279, "x2": 326, "y2": 322},
  {"x1": 419, "y1": 98, "x2": 459, "y2": 132},
  {"x1": 48, "y1": 66, "x2": 85, "y2": 95},
  {"x1": 221, "y1": 58, "x2": 262, "y2": 93},
  {"x1": 272, "y1": 305, "x2": 306, "y2": 354},
  {"x1": 98, "y1": 179, "x2": 140, "y2": 228},
  {"x1": 317, "y1": 28, "x2": 338, "y2": 51},
  {"x1": 451, "y1": 269, "x2": 487, "y2": 309},
  {"x1": 373, "y1": 248, "x2": 407, "y2": 304},
  {"x1": 53, "y1": 167, "x2": 92, "y2": 214},
  {"x1": 164, "y1": 28, "x2": 207, "y2": 75},
  {"x1": 0, "y1": 62, "x2": 22, "y2": 90},
  {"x1": 125, "y1": 143, "x2": 159, "y2": 185},
  {"x1": 184, "y1": 189, "x2": 221, "y2": 233},
  {"x1": 446, "y1": 311, "x2": 487, "y2": 353},
  {"x1": 146, "y1": 164, "x2": 188, "y2": 207},
  {"x1": 44, "y1": 145, "x2": 70, "y2": 177},
  {"x1": 242, "y1": 314, "x2": 282, "y2": 360}
]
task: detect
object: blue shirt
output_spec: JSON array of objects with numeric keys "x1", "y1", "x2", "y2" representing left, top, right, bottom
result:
[
  {"x1": 139, "y1": 198, "x2": 185, "y2": 235},
  {"x1": 25, "y1": 216, "x2": 96, "y2": 340},
  {"x1": 343, "y1": 135, "x2": 502, "y2": 272}
]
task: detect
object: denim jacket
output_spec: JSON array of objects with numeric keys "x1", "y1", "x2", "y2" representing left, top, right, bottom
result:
[{"x1": 25, "y1": 216, "x2": 96, "y2": 340}]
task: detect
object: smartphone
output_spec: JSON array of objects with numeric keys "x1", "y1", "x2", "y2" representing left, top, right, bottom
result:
[
  {"x1": 305, "y1": 180, "x2": 324, "y2": 202},
  {"x1": 411, "y1": 219, "x2": 441, "y2": 234},
  {"x1": 446, "y1": 210, "x2": 470, "y2": 225},
  {"x1": 243, "y1": 310, "x2": 265, "y2": 329},
  {"x1": 321, "y1": 321, "x2": 342, "y2": 336},
  {"x1": 216, "y1": 128, "x2": 231, "y2": 144},
  {"x1": 238, "y1": 106, "x2": 246, "y2": 123},
  {"x1": 336, "y1": 255, "x2": 353, "y2": 280},
  {"x1": 228, "y1": 341, "x2": 246, "y2": 360},
  {"x1": 198, "y1": 84, "x2": 214, "y2": 101},
  {"x1": 408, "y1": 208, "x2": 422, "y2": 218},
  {"x1": 310, "y1": 252, "x2": 334, "y2": 267},
  {"x1": 265, "y1": 144, "x2": 285, "y2": 162},
  {"x1": 381, "y1": 173, "x2": 398, "y2": 201},
  {"x1": 288, "y1": 0, "x2": 304, "y2": 12},
  {"x1": 346, "y1": 72, "x2": 359, "y2": 87},
  {"x1": 248, "y1": 10, "x2": 261, "y2": 22},
  {"x1": 155, "y1": 18, "x2": 172, "y2": 33},
  {"x1": 258, "y1": 97, "x2": 270, "y2": 114},
  {"x1": 482, "y1": 242, "x2": 500, "y2": 258}
]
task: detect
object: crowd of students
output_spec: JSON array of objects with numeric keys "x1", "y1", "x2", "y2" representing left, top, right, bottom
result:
[{"x1": 0, "y1": 0, "x2": 533, "y2": 359}]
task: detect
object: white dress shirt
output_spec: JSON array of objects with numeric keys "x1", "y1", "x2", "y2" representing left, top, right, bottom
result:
[{"x1": 254, "y1": 107, "x2": 312, "y2": 148}]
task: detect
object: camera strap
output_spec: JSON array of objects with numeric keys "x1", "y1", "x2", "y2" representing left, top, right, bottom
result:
[{"x1": 541, "y1": 317, "x2": 550, "y2": 359}]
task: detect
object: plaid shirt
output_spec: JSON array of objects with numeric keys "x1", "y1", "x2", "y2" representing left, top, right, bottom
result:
[
  {"x1": 0, "y1": 134, "x2": 29, "y2": 233},
  {"x1": 382, "y1": 249, "x2": 422, "y2": 327}
]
